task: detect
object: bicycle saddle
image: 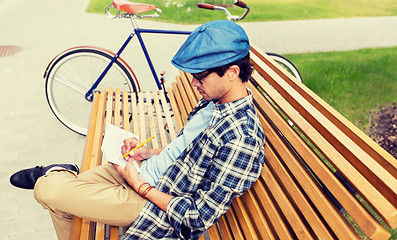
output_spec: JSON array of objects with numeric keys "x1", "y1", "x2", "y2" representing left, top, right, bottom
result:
[{"x1": 113, "y1": 0, "x2": 157, "y2": 14}]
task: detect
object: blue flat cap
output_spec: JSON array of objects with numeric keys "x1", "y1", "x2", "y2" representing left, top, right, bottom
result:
[{"x1": 171, "y1": 20, "x2": 250, "y2": 73}]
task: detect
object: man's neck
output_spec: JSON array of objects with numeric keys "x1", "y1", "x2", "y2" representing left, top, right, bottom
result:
[{"x1": 217, "y1": 83, "x2": 248, "y2": 104}]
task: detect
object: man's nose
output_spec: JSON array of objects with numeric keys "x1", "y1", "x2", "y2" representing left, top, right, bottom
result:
[{"x1": 191, "y1": 77, "x2": 200, "y2": 87}]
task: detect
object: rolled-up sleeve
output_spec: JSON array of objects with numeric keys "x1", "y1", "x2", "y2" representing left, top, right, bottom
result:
[{"x1": 166, "y1": 136, "x2": 264, "y2": 236}]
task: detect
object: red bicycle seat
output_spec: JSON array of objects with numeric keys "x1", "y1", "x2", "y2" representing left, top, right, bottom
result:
[{"x1": 113, "y1": 0, "x2": 158, "y2": 14}]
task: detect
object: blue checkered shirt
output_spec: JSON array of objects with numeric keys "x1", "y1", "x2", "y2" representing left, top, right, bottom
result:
[{"x1": 122, "y1": 90, "x2": 265, "y2": 239}]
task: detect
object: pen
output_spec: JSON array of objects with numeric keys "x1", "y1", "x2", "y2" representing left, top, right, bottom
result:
[{"x1": 120, "y1": 136, "x2": 155, "y2": 160}]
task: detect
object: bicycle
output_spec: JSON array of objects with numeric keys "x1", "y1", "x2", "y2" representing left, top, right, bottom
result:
[{"x1": 44, "y1": 0, "x2": 302, "y2": 136}]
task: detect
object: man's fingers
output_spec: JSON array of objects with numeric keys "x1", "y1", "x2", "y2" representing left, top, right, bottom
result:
[
  {"x1": 122, "y1": 138, "x2": 141, "y2": 159},
  {"x1": 125, "y1": 162, "x2": 137, "y2": 174}
]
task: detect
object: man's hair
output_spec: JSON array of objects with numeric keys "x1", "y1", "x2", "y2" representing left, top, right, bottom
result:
[{"x1": 209, "y1": 53, "x2": 253, "y2": 82}]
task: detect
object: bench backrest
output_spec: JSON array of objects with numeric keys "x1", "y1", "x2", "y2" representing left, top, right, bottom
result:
[{"x1": 169, "y1": 45, "x2": 397, "y2": 239}]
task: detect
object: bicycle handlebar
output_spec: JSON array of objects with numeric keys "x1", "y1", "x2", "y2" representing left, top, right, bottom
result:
[
  {"x1": 198, "y1": 0, "x2": 250, "y2": 21},
  {"x1": 234, "y1": 0, "x2": 247, "y2": 8},
  {"x1": 106, "y1": 0, "x2": 248, "y2": 21},
  {"x1": 197, "y1": 3, "x2": 216, "y2": 10}
]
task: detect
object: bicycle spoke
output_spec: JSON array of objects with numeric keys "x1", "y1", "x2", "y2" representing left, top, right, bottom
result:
[
  {"x1": 53, "y1": 74, "x2": 87, "y2": 96},
  {"x1": 65, "y1": 63, "x2": 91, "y2": 89},
  {"x1": 45, "y1": 48, "x2": 136, "y2": 135}
]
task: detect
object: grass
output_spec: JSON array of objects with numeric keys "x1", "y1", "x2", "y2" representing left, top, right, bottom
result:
[
  {"x1": 87, "y1": 0, "x2": 397, "y2": 24},
  {"x1": 285, "y1": 47, "x2": 397, "y2": 134}
]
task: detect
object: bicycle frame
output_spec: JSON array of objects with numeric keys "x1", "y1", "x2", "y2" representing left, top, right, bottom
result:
[
  {"x1": 45, "y1": 0, "x2": 301, "y2": 136},
  {"x1": 85, "y1": 18, "x2": 191, "y2": 101}
]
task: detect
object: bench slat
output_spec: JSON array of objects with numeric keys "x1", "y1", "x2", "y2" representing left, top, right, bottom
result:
[
  {"x1": 264, "y1": 143, "x2": 343, "y2": 239},
  {"x1": 130, "y1": 92, "x2": 139, "y2": 136},
  {"x1": 251, "y1": 44, "x2": 397, "y2": 180},
  {"x1": 267, "y1": 138, "x2": 360, "y2": 239},
  {"x1": 79, "y1": 219, "x2": 94, "y2": 240},
  {"x1": 264, "y1": 57, "x2": 397, "y2": 206},
  {"x1": 80, "y1": 92, "x2": 101, "y2": 172},
  {"x1": 153, "y1": 91, "x2": 168, "y2": 146},
  {"x1": 94, "y1": 223, "x2": 105, "y2": 240},
  {"x1": 261, "y1": 157, "x2": 314, "y2": 239},
  {"x1": 159, "y1": 90, "x2": 177, "y2": 140},
  {"x1": 198, "y1": 234, "x2": 206, "y2": 240},
  {"x1": 241, "y1": 190, "x2": 275, "y2": 240},
  {"x1": 145, "y1": 92, "x2": 159, "y2": 149},
  {"x1": 250, "y1": 79, "x2": 360, "y2": 238},
  {"x1": 114, "y1": 89, "x2": 121, "y2": 128},
  {"x1": 176, "y1": 76, "x2": 193, "y2": 114},
  {"x1": 70, "y1": 90, "x2": 108, "y2": 239},
  {"x1": 231, "y1": 198, "x2": 260, "y2": 239},
  {"x1": 89, "y1": 91, "x2": 107, "y2": 170},
  {"x1": 109, "y1": 226, "x2": 119, "y2": 240},
  {"x1": 224, "y1": 208, "x2": 244, "y2": 239},
  {"x1": 167, "y1": 87, "x2": 183, "y2": 132},
  {"x1": 217, "y1": 217, "x2": 232, "y2": 240},
  {"x1": 207, "y1": 224, "x2": 222, "y2": 240},
  {"x1": 109, "y1": 89, "x2": 128, "y2": 239},
  {"x1": 108, "y1": 90, "x2": 123, "y2": 239},
  {"x1": 250, "y1": 48, "x2": 397, "y2": 230},
  {"x1": 105, "y1": 88, "x2": 114, "y2": 125},
  {"x1": 88, "y1": 91, "x2": 108, "y2": 239},
  {"x1": 172, "y1": 82, "x2": 188, "y2": 123},
  {"x1": 102, "y1": 87, "x2": 114, "y2": 164},
  {"x1": 251, "y1": 179, "x2": 294, "y2": 239},
  {"x1": 138, "y1": 92, "x2": 146, "y2": 141},
  {"x1": 179, "y1": 70, "x2": 198, "y2": 107},
  {"x1": 182, "y1": 71, "x2": 201, "y2": 101},
  {"x1": 122, "y1": 90, "x2": 129, "y2": 130},
  {"x1": 248, "y1": 77, "x2": 391, "y2": 239},
  {"x1": 72, "y1": 91, "x2": 102, "y2": 240}
]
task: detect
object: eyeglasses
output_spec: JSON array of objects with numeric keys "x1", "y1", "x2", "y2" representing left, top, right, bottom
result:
[{"x1": 192, "y1": 70, "x2": 213, "y2": 84}]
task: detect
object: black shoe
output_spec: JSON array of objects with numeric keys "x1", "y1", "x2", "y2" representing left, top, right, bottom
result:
[{"x1": 10, "y1": 163, "x2": 79, "y2": 189}]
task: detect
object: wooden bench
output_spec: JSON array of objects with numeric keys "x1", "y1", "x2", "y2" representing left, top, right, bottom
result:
[
  {"x1": 68, "y1": 88, "x2": 179, "y2": 240},
  {"x1": 69, "y1": 44, "x2": 397, "y2": 239}
]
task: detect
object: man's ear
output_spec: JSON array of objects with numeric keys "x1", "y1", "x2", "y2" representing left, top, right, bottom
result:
[{"x1": 227, "y1": 65, "x2": 240, "y2": 80}]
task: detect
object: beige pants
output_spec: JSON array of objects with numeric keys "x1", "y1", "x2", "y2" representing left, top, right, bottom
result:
[{"x1": 34, "y1": 164, "x2": 147, "y2": 240}]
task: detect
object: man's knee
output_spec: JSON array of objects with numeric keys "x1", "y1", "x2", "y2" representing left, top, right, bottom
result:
[{"x1": 34, "y1": 171, "x2": 74, "y2": 208}]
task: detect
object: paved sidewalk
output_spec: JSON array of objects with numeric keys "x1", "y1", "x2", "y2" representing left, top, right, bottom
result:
[{"x1": 0, "y1": 0, "x2": 396, "y2": 239}]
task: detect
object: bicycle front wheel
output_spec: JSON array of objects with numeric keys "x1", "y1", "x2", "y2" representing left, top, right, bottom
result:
[
  {"x1": 45, "y1": 47, "x2": 138, "y2": 135},
  {"x1": 267, "y1": 53, "x2": 302, "y2": 83}
]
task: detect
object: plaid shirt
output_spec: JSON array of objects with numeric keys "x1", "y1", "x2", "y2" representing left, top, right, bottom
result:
[{"x1": 122, "y1": 90, "x2": 265, "y2": 239}]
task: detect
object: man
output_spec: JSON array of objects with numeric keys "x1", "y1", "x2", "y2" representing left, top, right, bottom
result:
[{"x1": 10, "y1": 20, "x2": 265, "y2": 240}]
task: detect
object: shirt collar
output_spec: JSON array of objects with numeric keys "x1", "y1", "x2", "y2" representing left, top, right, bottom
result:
[{"x1": 211, "y1": 88, "x2": 253, "y2": 117}]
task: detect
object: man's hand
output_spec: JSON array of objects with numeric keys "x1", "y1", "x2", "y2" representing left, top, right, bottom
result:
[
  {"x1": 121, "y1": 138, "x2": 153, "y2": 161},
  {"x1": 112, "y1": 162, "x2": 144, "y2": 192},
  {"x1": 113, "y1": 162, "x2": 173, "y2": 211}
]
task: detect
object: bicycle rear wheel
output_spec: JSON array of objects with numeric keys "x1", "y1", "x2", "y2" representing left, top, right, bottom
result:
[
  {"x1": 267, "y1": 53, "x2": 302, "y2": 83},
  {"x1": 45, "y1": 47, "x2": 138, "y2": 135}
]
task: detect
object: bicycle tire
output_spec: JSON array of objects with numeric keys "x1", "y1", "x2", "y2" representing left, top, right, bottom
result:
[
  {"x1": 45, "y1": 47, "x2": 138, "y2": 136},
  {"x1": 266, "y1": 52, "x2": 302, "y2": 83}
]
